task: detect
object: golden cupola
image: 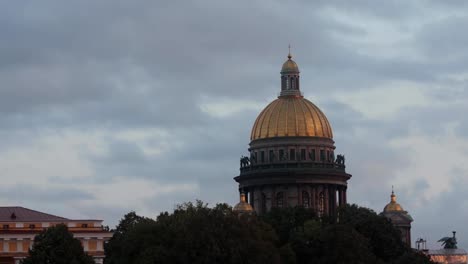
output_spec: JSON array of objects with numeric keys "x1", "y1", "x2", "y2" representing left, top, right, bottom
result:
[
  {"x1": 233, "y1": 193, "x2": 254, "y2": 214},
  {"x1": 250, "y1": 52, "x2": 333, "y2": 141},
  {"x1": 383, "y1": 190, "x2": 404, "y2": 212}
]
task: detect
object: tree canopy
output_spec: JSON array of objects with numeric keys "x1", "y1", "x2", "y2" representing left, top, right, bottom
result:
[
  {"x1": 21, "y1": 224, "x2": 94, "y2": 264},
  {"x1": 105, "y1": 202, "x2": 434, "y2": 264},
  {"x1": 105, "y1": 201, "x2": 280, "y2": 264}
]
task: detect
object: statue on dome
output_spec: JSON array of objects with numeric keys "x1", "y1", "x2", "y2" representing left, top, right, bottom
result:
[
  {"x1": 240, "y1": 156, "x2": 250, "y2": 168},
  {"x1": 336, "y1": 154, "x2": 345, "y2": 165},
  {"x1": 438, "y1": 231, "x2": 458, "y2": 249}
]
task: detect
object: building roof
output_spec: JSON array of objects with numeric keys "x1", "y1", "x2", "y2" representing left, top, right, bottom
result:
[
  {"x1": 383, "y1": 190, "x2": 404, "y2": 212},
  {"x1": 281, "y1": 53, "x2": 299, "y2": 74},
  {"x1": 250, "y1": 97, "x2": 333, "y2": 141},
  {"x1": 428, "y1": 248, "x2": 468, "y2": 256},
  {"x1": 0, "y1": 206, "x2": 69, "y2": 222}
]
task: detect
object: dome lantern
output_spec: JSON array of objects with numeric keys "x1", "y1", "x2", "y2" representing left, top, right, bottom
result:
[{"x1": 280, "y1": 47, "x2": 301, "y2": 97}]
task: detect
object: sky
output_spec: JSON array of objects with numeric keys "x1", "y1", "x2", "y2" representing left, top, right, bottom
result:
[{"x1": 1, "y1": 0, "x2": 468, "y2": 249}]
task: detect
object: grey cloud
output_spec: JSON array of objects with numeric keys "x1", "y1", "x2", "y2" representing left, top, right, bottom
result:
[
  {"x1": 1, "y1": 0, "x2": 468, "y2": 251},
  {"x1": 0, "y1": 184, "x2": 94, "y2": 202}
]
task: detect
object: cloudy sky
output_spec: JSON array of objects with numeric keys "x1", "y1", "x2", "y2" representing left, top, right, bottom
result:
[{"x1": 2, "y1": 0, "x2": 468, "y2": 249}]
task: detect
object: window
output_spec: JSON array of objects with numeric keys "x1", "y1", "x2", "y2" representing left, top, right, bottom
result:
[
  {"x1": 2, "y1": 225, "x2": 8, "y2": 229},
  {"x1": 81, "y1": 224, "x2": 88, "y2": 228},
  {"x1": 302, "y1": 191, "x2": 310, "y2": 208},
  {"x1": 289, "y1": 149, "x2": 295, "y2": 160},
  {"x1": 319, "y1": 192, "x2": 325, "y2": 216},
  {"x1": 300, "y1": 149, "x2": 306, "y2": 160},
  {"x1": 309, "y1": 149, "x2": 316, "y2": 161},
  {"x1": 327, "y1": 151, "x2": 330, "y2": 161},
  {"x1": 269, "y1": 150, "x2": 275, "y2": 162},
  {"x1": 260, "y1": 151, "x2": 265, "y2": 163},
  {"x1": 279, "y1": 149, "x2": 285, "y2": 161},
  {"x1": 320, "y1": 150, "x2": 325, "y2": 161},
  {"x1": 276, "y1": 192, "x2": 284, "y2": 208},
  {"x1": 29, "y1": 224, "x2": 35, "y2": 229}
]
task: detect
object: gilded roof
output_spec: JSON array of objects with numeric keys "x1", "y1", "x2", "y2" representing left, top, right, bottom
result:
[
  {"x1": 251, "y1": 97, "x2": 333, "y2": 141},
  {"x1": 383, "y1": 192, "x2": 404, "y2": 212},
  {"x1": 233, "y1": 193, "x2": 254, "y2": 213},
  {"x1": 281, "y1": 57, "x2": 299, "y2": 73}
]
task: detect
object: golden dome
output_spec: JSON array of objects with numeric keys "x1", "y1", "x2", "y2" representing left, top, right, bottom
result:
[
  {"x1": 383, "y1": 191, "x2": 404, "y2": 212},
  {"x1": 281, "y1": 53, "x2": 299, "y2": 73},
  {"x1": 251, "y1": 96, "x2": 333, "y2": 141},
  {"x1": 233, "y1": 193, "x2": 254, "y2": 213}
]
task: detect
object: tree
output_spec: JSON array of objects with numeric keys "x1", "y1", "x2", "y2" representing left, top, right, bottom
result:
[
  {"x1": 338, "y1": 204, "x2": 407, "y2": 261},
  {"x1": 105, "y1": 201, "x2": 280, "y2": 264},
  {"x1": 104, "y1": 211, "x2": 155, "y2": 264},
  {"x1": 21, "y1": 224, "x2": 94, "y2": 264},
  {"x1": 263, "y1": 205, "x2": 434, "y2": 264}
]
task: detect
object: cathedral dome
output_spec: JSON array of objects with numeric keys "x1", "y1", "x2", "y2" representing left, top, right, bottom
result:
[
  {"x1": 383, "y1": 191, "x2": 404, "y2": 212},
  {"x1": 250, "y1": 96, "x2": 333, "y2": 141}
]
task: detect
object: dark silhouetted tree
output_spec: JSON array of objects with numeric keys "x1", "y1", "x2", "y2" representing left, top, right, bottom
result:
[
  {"x1": 21, "y1": 224, "x2": 94, "y2": 264},
  {"x1": 105, "y1": 201, "x2": 280, "y2": 264}
]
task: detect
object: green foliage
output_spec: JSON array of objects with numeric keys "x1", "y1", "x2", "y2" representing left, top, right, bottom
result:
[
  {"x1": 262, "y1": 205, "x2": 434, "y2": 264},
  {"x1": 105, "y1": 202, "x2": 434, "y2": 264},
  {"x1": 104, "y1": 211, "x2": 154, "y2": 264},
  {"x1": 21, "y1": 224, "x2": 94, "y2": 264},
  {"x1": 105, "y1": 201, "x2": 280, "y2": 264},
  {"x1": 260, "y1": 206, "x2": 317, "y2": 244},
  {"x1": 338, "y1": 204, "x2": 408, "y2": 261}
]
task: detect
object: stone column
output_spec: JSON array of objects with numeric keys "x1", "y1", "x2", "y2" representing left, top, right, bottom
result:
[
  {"x1": 338, "y1": 187, "x2": 342, "y2": 207},
  {"x1": 342, "y1": 188, "x2": 346, "y2": 205},
  {"x1": 311, "y1": 186, "x2": 316, "y2": 211},
  {"x1": 323, "y1": 185, "x2": 330, "y2": 215},
  {"x1": 249, "y1": 189, "x2": 255, "y2": 207}
]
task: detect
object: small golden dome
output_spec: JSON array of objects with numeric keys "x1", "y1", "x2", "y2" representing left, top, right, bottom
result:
[
  {"x1": 251, "y1": 96, "x2": 333, "y2": 141},
  {"x1": 233, "y1": 193, "x2": 254, "y2": 213},
  {"x1": 383, "y1": 191, "x2": 404, "y2": 212},
  {"x1": 281, "y1": 54, "x2": 299, "y2": 74}
]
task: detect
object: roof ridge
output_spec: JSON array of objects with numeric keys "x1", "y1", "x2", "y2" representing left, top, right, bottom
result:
[{"x1": 0, "y1": 206, "x2": 69, "y2": 221}]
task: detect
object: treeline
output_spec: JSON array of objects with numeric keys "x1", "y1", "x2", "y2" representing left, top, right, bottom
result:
[{"x1": 103, "y1": 201, "x2": 434, "y2": 264}]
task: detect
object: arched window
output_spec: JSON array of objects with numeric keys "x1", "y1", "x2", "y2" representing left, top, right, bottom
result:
[
  {"x1": 318, "y1": 192, "x2": 325, "y2": 216},
  {"x1": 276, "y1": 192, "x2": 284, "y2": 208},
  {"x1": 302, "y1": 191, "x2": 310, "y2": 208},
  {"x1": 291, "y1": 77, "x2": 295, "y2": 90}
]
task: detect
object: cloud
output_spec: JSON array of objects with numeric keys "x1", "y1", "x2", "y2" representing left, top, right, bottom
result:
[{"x1": 1, "y1": 0, "x2": 468, "y2": 249}]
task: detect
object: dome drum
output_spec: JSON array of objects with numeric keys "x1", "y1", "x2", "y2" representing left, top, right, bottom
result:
[{"x1": 235, "y1": 169, "x2": 350, "y2": 188}]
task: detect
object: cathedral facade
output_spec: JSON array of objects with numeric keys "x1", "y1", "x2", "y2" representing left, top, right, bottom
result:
[{"x1": 234, "y1": 53, "x2": 351, "y2": 216}]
